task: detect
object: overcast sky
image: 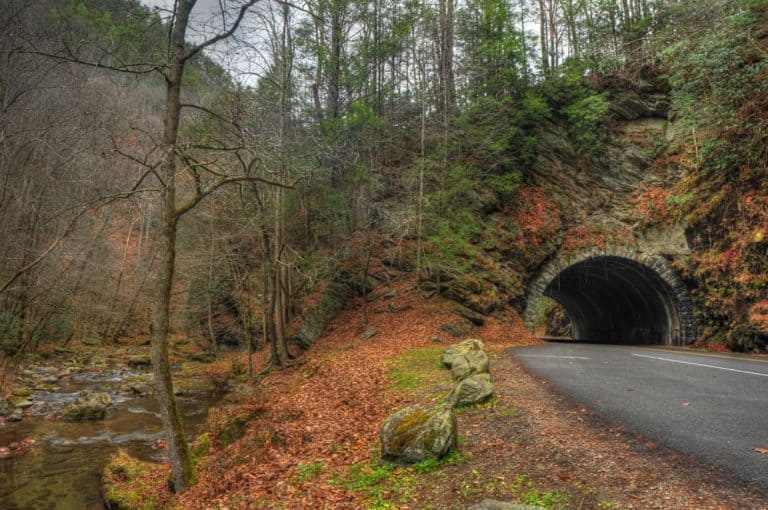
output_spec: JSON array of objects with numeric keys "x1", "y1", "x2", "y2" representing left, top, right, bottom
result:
[{"x1": 139, "y1": 0, "x2": 275, "y2": 85}]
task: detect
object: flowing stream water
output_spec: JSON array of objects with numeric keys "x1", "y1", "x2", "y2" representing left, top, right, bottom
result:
[{"x1": 0, "y1": 366, "x2": 222, "y2": 509}]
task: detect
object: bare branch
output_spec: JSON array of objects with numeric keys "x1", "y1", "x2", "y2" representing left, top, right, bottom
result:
[
  {"x1": 2, "y1": 49, "x2": 163, "y2": 76},
  {"x1": 182, "y1": 0, "x2": 262, "y2": 64},
  {"x1": 0, "y1": 187, "x2": 157, "y2": 296},
  {"x1": 174, "y1": 174, "x2": 294, "y2": 219},
  {"x1": 180, "y1": 102, "x2": 241, "y2": 130}
]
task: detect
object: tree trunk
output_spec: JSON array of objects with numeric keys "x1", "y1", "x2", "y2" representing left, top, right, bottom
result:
[
  {"x1": 437, "y1": 0, "x2": 456, "y2": 111},
  {"x1": 206, "y1": 215, "x2": 218, "y2": 358},
  {"x1": 538, "y1": 0, "x2": 549, "y2": 75},
  {"x1": 150, "y1": 1, "x2": 193, "y2": 492}
]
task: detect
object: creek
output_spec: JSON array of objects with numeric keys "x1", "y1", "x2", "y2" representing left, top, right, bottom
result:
[{"x1": 0, "y1": 363, "x2": 222, "y2": 510}]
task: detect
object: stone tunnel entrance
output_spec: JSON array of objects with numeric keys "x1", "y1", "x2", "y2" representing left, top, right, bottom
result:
[{"x1": 524, "y1": 251, "x2": 696, "y2": 345}]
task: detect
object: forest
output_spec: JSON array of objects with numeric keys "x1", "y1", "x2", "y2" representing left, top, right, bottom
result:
[{"x1": 1, "y1": 0, "x2": 767, "y2": 508}]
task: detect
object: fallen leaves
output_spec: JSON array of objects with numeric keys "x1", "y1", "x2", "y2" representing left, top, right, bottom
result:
[
  {"x1": 754, "y1": 447, "x2": 768, "y2": 455},
  {"x1": 0, "y1": 438, "x2": 36, "y2": 458},
  {"x1": 167, "y1": 275, "x2": 535, "y2": 509}
]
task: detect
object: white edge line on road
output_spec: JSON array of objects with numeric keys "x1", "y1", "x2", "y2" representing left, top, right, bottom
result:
[
  {"x1": 632, "y1": 353, "x2": 768, "y2": 378},
  {"x1": 517, "y1": 355, "x2": 591, "y2": 360}
]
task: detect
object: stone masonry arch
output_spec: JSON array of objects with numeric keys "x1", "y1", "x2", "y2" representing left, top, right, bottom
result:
[{"x1": 523, "y1": 246, "x2": 697, "y2": 345}]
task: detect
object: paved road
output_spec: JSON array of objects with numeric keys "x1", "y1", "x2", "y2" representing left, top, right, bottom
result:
[{"x1": 511, "y1": 342, "x2": 768, "y2": 491}]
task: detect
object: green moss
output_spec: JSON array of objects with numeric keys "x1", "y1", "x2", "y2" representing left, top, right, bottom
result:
[
  {"x1": 103, "y1": 450, "x2": 165, "y2": 510},
  {"x1": 190, "y1": 432, "x2": 211, "y2": 466},
  {"x1": 388, "y1": 410, "x2": 431, "y2": 453}
]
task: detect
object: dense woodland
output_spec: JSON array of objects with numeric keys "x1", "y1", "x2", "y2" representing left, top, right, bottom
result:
[{"x1": 1, "y1": 0, "x2": 767, "y2": 497}]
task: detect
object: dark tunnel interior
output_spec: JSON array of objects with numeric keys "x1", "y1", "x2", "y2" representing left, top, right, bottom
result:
[{"x1": 542, "y1": 256, "x2": 684, "y2": 345}]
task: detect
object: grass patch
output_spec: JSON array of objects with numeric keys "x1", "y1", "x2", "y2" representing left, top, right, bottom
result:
[
  {"x1": 498, "y1": 405, "x2": 517, "y2": 417},
  {"x1": 330, "y1": 462, "x2": 398, "y2": 509},
  {"x1": 293, "y1": 461, "x2": 325, "y2": 483},
  {"x1": 332, "y1": 452, "x2": 467, "y2": 509},
  {"x1": 412, "y1": 450, "x2": 465, "y2": 473},
  {"x1": 387, "y1": 347, "x2": 449, "y2": 391},
  {"x1": 513, "y1": 475, "x2": 571, "y2": 509}
]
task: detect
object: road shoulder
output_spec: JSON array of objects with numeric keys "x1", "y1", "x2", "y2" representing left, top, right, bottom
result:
[{"x1": 405, "y1": 345, "x2": 768, "y2": 509}]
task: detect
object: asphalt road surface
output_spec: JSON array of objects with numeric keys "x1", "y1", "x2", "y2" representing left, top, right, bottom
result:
[{"x1": 511, "y1": 342, "x2": 768, "y2": 491}]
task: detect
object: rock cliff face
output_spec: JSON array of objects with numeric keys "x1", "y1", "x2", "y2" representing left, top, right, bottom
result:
[
  {"x1": 499, "y1": 82, "x2": 703, "y2": 345},
  {"x1": 529, "y1": 86, "x2": 672, "y2": 230}
]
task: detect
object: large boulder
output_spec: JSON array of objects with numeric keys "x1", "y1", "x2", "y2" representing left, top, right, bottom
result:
[
  {"x1": 62, "y1": 391, "x2": 112, "y2": 420},
  {"x1": 467, "y1": 500, "x2": 544, "y2": 510},
  {"x1": 441, "y1": 339, "x2": 486, "y2": 368},
  {"x1": 450, "y1": 350, "x2": 489, "y2": 381},
  {"x1": 380, "y1": 405, "x2": 457, "y2": 463},
  {"x1": 446, "y1": 373, "x2": 493, "y2": 408}
]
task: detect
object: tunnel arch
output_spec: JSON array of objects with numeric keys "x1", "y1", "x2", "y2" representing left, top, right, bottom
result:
[{"x1": 523, "y1": 247, "x2": 696, "y2": 345}]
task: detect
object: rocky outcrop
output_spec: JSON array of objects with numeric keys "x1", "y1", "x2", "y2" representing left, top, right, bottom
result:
[
  {"x1": 62, "y1": 390, "x2": 112, "y2": 420},
  {"x1": 291, "y1": 279, "x2": 354, "y2": 349},
  {"x1": 608, "y1": 90, "x2": 669, "y2": 120},
  {"x1": 380, "y1": 405, "x2": 457, "y2": 463},
  {"x1": 529, "y1": 86, "x2": 670, "y2": 223}
]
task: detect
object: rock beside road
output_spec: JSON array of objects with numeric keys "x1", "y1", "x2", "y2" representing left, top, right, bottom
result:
[
  {"x1": 446, "y1": 373, "x2": 493, "y2": 408},
  {"x1": 441, "y1": 339, "x2": 485, "y2": 368},
  {"x1": 380, "y1": 405, "x2": 457, "y2": 463}
]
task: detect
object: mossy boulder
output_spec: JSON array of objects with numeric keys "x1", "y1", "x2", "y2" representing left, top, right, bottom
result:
[
  {"x1": 441, "y1": 339, "x2": 486, "y2": 368},
  {"x1": 380, "y1": 405, "x2": 457, "y2": 463},
  {"x1": 63, "y1": 390, "x2": 112, "y2": 420},
  {"x1": 445, "y1": 373, "x2": 493, "y2": 408}
]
